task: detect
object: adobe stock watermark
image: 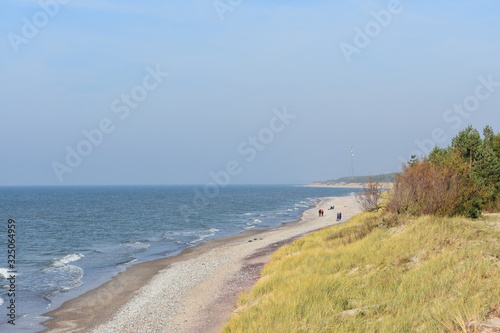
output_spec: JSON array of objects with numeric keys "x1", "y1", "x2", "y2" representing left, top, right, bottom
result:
[
  {"x1": 213, "y1": 0, "x2": 244, "y2": 21},
  {"x1": 398, "y1": 74, "x2": 499, "y2": 165},
  {"x1": 52, "y1": 65, "x2": 169, "y2": 182},
  {"x1": 179, "y1": 107, "x2": 296, "y2": 223},
  {"x1": 339, "y1": 0, "x2": 405, "y2": 64},
  {"x1": 7, "y1": 0, "x2": 70, "y2": 54}
]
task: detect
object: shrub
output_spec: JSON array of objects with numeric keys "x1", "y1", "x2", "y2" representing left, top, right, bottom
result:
[
  {"x1": 387, "y1": 159, "x2": 480, "y2": 218},
  {"x1": 355, "y1": 177, "x2": 384, "y2": 212},
  {"x1": 388, "y1": 125, "x2": 500, "y2": 218}
]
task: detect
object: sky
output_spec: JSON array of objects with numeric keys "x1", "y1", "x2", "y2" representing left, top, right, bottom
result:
[{"x1": 1, "y1": 0, "x2": 499, "y2": 186}]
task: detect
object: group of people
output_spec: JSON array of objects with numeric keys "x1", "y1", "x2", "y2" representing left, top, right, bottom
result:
[{"x1": 318, "y1": 208, "x2": 342, "y2": 221}]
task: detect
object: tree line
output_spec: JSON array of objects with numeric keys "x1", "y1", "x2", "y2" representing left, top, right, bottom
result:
[{"x1": 387, "y1": 125, "x2": 500, "y2": 218}]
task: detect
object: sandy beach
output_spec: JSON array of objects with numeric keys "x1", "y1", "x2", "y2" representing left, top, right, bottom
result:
[
  {"x1": 304, "y1": 182, "x2": 393, "y2": 189},
  {"x1": 42, "y1": 195, "x2": 361, "y2": 333}
]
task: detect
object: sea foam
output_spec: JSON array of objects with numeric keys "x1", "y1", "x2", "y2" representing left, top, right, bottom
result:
[
  {"x1": 0, "y1": 268, "x2": 15, "y2": 279},
  {"x1": 42, "y1": 253, "x2": 85, "y2": 296},
  {"x1": 188, "y1": 228, "x2": 220, "y2": 244},
  {"x1": 52, "y1": 253, "x2": 84, "y2": 267},
  {"x1": 124, "y1": 241, "x2": 151, "y2": 251},
  {"x1": 246, "y1": 219, "x2": 262, "y2": 226}
]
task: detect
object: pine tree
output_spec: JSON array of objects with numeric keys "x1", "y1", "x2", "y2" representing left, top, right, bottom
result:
[
  {"x1": 483, "y1": 125, "x2": 495, "y2": 147},
  {"x1": 492, "y1": 133, "x2": 500, "y2": 160},
  {"x1": 451, "y1": 125, "x2": 482, "y2": 169}
]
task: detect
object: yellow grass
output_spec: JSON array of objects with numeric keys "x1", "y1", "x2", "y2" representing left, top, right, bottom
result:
[{"x1": 222, "y1": 211, "x2": 500, "y2": 332}]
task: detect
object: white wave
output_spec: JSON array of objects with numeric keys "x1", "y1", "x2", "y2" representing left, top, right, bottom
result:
[
  {"x1": 115, "y1": 257, "x2": 138, "y2": 266},
  {"x1": 163, "y1": 237, "x2": 183, "y2": 245},
  {"x1": 40, "y1": 253, "x2": 85, "y2": 296},
  {"x1": 0, "y1": 268, "x2": 17, "y2": 279},
  {"x1": 124, "y1": 241, "x2": 150, "y2": 251},
  {"x1": 244, "y1": 213, "x2": 265, "y2": 217},
  {"x1": 0, "y1": 297, "x2": 3, "y2": 307},
  {"x1": 243, "y1": 226, "x2": 256, "y2": 230},
  {"x1": 52, "y1": 253, "x2": 84, "y2": 268},
  {"x1": 246, "y1": 219, "x2": 262, "y2": 226},
  {"x1": 188, "y1": 228, "x2": 220, "y2": 244}
]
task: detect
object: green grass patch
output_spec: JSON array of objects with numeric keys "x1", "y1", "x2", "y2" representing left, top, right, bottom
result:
[{"x1": 222, "y1": 212, "x2": 500, "y2": 332}]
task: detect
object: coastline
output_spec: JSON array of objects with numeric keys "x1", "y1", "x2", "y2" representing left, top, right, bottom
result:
[
  {"x1": 42, "y1": 195, "x2": 361, "y2": 333},
  {"x1": 303, "y1": 182, "x2": 393, "y2": 189}
]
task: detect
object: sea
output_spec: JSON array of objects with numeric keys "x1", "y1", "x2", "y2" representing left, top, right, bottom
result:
[{"x1": 0, "y1": 185, "x2": 360, "y2": 332}]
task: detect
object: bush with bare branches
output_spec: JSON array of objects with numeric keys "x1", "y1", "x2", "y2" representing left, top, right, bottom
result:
[{"x1": 355, "y1": 177, "x2": 384, "y2": 212}]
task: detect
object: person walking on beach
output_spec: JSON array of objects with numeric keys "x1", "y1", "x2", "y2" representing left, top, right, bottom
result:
[{"x1": 319, "y1": 209, "x2": 322, "y2": 217}]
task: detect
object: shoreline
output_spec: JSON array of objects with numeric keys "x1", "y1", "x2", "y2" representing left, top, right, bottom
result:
[
  {"x1": 303, "y1": 182, "x2": 393, "y2": 189},
  {"x1": 42, "y1": 195, "x2": 361, "y2": 333}
]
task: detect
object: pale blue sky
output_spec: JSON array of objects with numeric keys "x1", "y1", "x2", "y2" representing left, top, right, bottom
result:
[{"x1": 1, "y1": 0, "x2": 499, "y2": 185}]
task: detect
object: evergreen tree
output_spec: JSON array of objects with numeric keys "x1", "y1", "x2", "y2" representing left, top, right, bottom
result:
[
  {"x1": 472, "y1": 143, "x2": 500, "y2": 209},
  {"x1": 492, "y1": 133, "x2": 500, "y2": 160},
  {"x1": 428, "y1": 146, "x2": 451, "y2": 165},
  {"x1": 451, "y1": 125, "x2": 482, "y2": 169},
  {"x1": 483, "y1": 125, "x2": 495, "y2": 147}
]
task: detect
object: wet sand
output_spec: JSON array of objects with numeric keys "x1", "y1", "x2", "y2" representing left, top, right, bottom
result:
[{"x1": 42, "y1": 195, "x2": 360, "y2": 333}]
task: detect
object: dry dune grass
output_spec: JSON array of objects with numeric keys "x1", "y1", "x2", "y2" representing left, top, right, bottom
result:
[{"x1": 222, "y1": 212, "x2": 500, "y2": 333}]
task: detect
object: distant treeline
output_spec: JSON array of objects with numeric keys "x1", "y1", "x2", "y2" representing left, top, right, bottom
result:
[
  {"x1": 327, "y1": 173, "x2": 396, "y2": 184},
  {"x1": 388, "y1": 125, "x2": 500, "y2": 218}
]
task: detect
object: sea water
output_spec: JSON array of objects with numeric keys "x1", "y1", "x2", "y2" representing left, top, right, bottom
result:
[{"x1": 0, "y1": 185, "x2": 360, "y2": 332}]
